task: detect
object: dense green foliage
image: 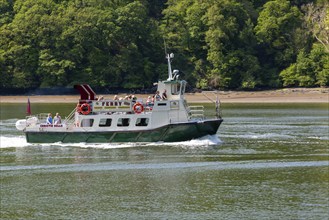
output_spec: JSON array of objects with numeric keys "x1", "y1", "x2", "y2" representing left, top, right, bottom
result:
[{"x1": 0, "y1": 0, "x2": 328, "y2": 92}]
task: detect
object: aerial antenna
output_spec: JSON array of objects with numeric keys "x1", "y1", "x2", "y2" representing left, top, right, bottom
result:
[{"x1": 164, "y1": 38, "x2": 174, "y2": 80}]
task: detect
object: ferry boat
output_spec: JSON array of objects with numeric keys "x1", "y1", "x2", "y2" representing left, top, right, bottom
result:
[{"x1": 16, "y1": 53, "x2": 223, "y2": 143}]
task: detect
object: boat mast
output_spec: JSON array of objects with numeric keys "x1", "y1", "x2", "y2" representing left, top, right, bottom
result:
[
  {"x1": 215, "y1": 91, "x2": 221, "y2": 119},
  {"x1": 166, "y1": 53, "x2": 174, "y2": 81}
]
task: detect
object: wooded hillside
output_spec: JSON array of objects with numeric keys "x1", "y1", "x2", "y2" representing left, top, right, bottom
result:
[{"x1": 1, "y1": 0, "x2": 328, "y2": 93}]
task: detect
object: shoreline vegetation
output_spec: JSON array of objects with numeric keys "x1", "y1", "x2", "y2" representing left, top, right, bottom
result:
[
  {"x1": 1, "y1": 2, "x2": 328, "y2": 91},
  {"x1": 1, "y1": 88, "x2": 328, "y2": 104}
]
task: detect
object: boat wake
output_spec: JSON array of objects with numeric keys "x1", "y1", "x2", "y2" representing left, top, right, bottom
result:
[
  {"x1": 150, "y1": 135, "x2": 222, "y2": 148},
  {"x1": 0, "y1": 136, "x2": 31, "y2": 148},
  {"x1": 0, "y1": 135, "x2": 222, "y2": 149}
]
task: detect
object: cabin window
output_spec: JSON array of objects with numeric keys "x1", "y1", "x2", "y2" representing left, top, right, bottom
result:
[
  {"x1": 135, "y1": 118, "x2": 149, "y2": 127},
  {"x1": 99, "y1": 118, "x2": 112, "y2": 127},
  {"x1": 171, "y1": 83, "x2": 180, "y2": 95},
  {"x1": 170, "y1": 101, "x2": 179, "y2": 109},
  {"x1": 157, "y1": 103, "x2": 167, "y2": 106},
  {"x1": 81, "y1": 119, "x2": 94, "y2": 127},
  {"x1": 117, "y1": 118, "x2": 130, "y2": 127}
]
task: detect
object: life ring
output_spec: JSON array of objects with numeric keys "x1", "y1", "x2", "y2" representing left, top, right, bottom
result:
[
  {"x1": 80, "y1": 103, "x2": 91, "y2": 115},
  {"x1": 133, "y1": 103, "x2": 144, "y2": 114}
]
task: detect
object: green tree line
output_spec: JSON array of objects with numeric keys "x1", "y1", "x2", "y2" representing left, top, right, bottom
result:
[{"x1": 0, "y1": 0, "x2": 328, "y2": 92}]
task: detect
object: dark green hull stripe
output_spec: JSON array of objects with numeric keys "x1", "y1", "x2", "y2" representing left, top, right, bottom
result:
[{"x1": 26, "y1": 119, "x2": 223, "y2": 143}]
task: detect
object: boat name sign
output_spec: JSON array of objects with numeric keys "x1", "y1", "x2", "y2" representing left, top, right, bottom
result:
[{"x1": 92, "y1": 101, "x2": 131, "y2": 112}]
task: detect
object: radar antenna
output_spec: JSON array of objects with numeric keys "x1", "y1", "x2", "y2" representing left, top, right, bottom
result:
[{"x1": 164, "y1": 39, "x2": 174, "y2": 80}]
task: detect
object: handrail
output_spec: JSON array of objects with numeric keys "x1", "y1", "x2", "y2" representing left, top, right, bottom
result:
[
  {"x1": 188, "y1": 105, "x2": 204, "y2": 119},
  {"x1": 202, "y1": 91, "x2": 221, "y2": 118},
  {"x1": 63, "y1": 107, "x2": 77, "y2": 125}
]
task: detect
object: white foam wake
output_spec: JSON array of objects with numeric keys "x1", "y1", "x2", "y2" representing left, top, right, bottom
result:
[
  {"x1": 0, "y1": 136, "x2": 30, "y2": 148},
  {"x1": 0, "y1": 135, "x2": 222, "y2": 149},
  {"x1": 150, "y1": 135, "x2": 222, "y2": 147}
]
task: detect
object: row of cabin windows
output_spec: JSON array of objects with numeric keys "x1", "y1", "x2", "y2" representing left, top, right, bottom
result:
[{"x1": 81, "y1": 118, "x2": 149, "y2": 127}]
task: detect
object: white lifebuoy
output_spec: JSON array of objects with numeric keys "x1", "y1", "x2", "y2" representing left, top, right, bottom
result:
[
  {"x1": 80, "y1": 103, "x2": 91, "y2": 115},
  {"x1": 133, "y1": 103, "x2": 144, "y2": 114}
]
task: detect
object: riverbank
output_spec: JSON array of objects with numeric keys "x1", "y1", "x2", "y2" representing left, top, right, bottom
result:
[{"x1": 0, "y1": 88, "x2": 328, "y2": 103}]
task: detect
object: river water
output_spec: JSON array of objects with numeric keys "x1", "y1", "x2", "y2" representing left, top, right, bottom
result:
[{"x1": 0, "y1": 103, "x2": 328, "y2": 219}]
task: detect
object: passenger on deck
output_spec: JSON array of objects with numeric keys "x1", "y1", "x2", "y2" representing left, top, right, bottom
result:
[
  {"x1": 146, "y1": 96, "x2": 153, "y2": 106},
  {"x1": 118, "y1": 97, "x2": 123, "y2": 106},
  {"x1": 46, "y1": 113, "x2": 53, "y2": 124},
  {"x1": 131, "y1": 95, "x2": 137, "y2": 103},
  {"x1": 124, "y1": 96, "x2": 130, "y2": 105},
  {"x1": 154, "y1": 91, "x2": 161, "y2": 101},
  {"x1": 54, "y1": 113, "x2": 62, "y2": 124},
  {"x1": 162, "y1": 89, "x2": 167, "y2": 100},
  {"x1": 113, "y1": 95, "x2": 119, "y2": 106}
]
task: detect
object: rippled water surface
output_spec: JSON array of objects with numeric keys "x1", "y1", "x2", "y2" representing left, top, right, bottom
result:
[{"x1": 1, "y1": 103, "x2": 328, "y2": 219}]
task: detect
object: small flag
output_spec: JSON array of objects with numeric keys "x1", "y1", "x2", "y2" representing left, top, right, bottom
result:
[{"x1": 27, "y1": 97, "x2": 31, "y2": 115}]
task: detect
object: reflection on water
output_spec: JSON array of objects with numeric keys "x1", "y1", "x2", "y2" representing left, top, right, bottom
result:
[{"x1": 0, "y1": 103, "x2": 328, "y2": 219}]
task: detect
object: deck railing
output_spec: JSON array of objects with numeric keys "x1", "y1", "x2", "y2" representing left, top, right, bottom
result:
[
  {"x1": 63, "y1": 107, "x2": 77, "y2": 126},
  {"x1": 188, "y1": 105, "x2": 204, "y2": 119}
]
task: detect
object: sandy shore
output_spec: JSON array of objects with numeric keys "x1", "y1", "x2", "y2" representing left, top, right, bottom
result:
[{"x1": 1, "y1": 88, "x2": 328, "y2": 104}]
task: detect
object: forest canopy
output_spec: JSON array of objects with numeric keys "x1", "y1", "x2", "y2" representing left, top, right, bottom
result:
[{"x1": 0, "y1": 0, "x2": 328, "y2": 93}]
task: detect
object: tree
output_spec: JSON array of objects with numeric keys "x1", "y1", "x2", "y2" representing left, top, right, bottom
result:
[
  {"x1": 0, "y1": 0, "x2": 14, "y2": 26},
  {"x1": 204, "y1": 0, "x2": 260, "y2": 89},
  {"x1": 303, "y1": 2, "x2": 329, "y2": 52},
  {"x1": 0, "y1": 0, "x2": 56, "y2": 89},
  {"x1": 280, "y1": 43, "x2": 329, "y2": 87},
  {"x1": 162, "y1": 0, "x2": 260, "y2": 89},
  {"x1": 161, "y1": 0, "x2": 209, "y2": 86},
  {"x1": 0, "y1": 0, "x2": 164, "y2": 90},
  {"x1": 1, "y1": 0, "x2": 327, "y2": 92},
  {"x1": 255, "y1": 0, "x2": 302, "y2": 68}
]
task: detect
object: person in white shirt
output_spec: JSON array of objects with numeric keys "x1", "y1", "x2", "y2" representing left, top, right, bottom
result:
[{"x1": 53, "y1": 112, "x2": 61, "y2": 124}]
